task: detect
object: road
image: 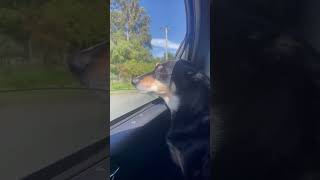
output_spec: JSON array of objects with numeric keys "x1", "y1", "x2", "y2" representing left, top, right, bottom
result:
[
  {"x1": 0, "y1": 89, "x2": 107, "y2": 180},
  {"x1": 110, "y1": 91, "x2": 157, "y2": 121},
  {"x1": 0, "y1": 89, "x2": 156, "y2": 179}
]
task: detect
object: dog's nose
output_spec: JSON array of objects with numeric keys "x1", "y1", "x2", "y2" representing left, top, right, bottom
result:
[{"x1": 131, "y1": 77, "x2": 139, "y2": 85}]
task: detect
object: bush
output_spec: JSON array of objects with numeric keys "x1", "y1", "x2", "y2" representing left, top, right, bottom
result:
[{"x1": 115, "y1": 60, "x2": 156, "y2": 81}]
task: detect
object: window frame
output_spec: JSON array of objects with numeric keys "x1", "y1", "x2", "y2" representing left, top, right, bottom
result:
[{"x1": 110, "y1": 0, "x2": 192, "y2": 127}]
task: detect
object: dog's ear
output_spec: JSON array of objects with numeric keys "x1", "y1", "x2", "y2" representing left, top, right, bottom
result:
[
  {"x1": 187, "y1": 71, "x2": 205, "y2": 81},
  {"x1": 187, "y1": 71, "x2": 208, "y2": 82},
  {"x1": 186, "y1": 71, "x2": 210, "y2": 88},
  {"x1": 192, "y1": 72, "x2": 205, "y2": 81},
  {"x1": 186, "y1": 70, "x2": 196, "y2": 76}
]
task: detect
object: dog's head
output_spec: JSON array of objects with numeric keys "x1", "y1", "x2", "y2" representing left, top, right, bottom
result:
[
  {"x1": 131, "y1": 60, "x2": 176, "y2": 95},
  {"x1": 67, "y1": 42, "x2": 108, "y2": 90},
  {"x1": 132, "y1": 60, "x2": 209, "y2": 112}
]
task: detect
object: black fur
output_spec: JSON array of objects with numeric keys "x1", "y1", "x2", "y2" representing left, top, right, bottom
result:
[
  {"x1": 212, "y1": 0, "x2": 320, "y2": 179},
  {"x1": 166, "y1": 60, "x2": 211, "y2": 180},
  {"x1": 132, "y1": 60, "x2": 211, "y2": 180}
]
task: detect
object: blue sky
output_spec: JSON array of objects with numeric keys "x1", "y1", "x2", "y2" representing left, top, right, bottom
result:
[{"x1": 140, "y1": 0, "x2": 186, "y2": 58}]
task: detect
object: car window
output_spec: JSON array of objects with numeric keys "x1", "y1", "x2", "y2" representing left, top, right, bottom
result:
[
  {"x1": 110, "y1": 0, "x2": 186, "y2": 121},
  {"x1": 0, "y1": 1, "x2": 107, "y2": 179}
]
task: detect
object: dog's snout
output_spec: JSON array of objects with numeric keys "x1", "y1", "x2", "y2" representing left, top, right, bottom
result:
[{"x1": 132, "y1": 77, "x2": 140, "y2": 85}]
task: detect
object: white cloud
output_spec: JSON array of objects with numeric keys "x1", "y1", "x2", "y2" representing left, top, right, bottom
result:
[{"x1": 151, "y1": 38, "x2": 180, "y2": 50}]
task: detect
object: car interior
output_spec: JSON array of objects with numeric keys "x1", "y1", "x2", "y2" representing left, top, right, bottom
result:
[{"x1": 110, "y1": 0, "x2": 210, "y2": 180}]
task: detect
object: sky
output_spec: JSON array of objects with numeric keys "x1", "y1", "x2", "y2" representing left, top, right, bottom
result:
[{"x1": 140, "y1": 0, "x2": 186, "y2": 58}]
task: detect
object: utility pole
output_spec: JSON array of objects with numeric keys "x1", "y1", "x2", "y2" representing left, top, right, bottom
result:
[{"x1": 161, "y1": 26, "x2": 170, "y2": 60}]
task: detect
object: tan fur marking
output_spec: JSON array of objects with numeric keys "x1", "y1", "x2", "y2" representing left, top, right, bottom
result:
[
  {"x1": 138, "y1": 76, "x2": 170, "y2": 94},
  {"x1": 139, "y1": 76, "x2": 156, "y2": 88}
]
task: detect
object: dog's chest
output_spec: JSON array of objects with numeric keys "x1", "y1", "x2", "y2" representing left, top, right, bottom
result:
[
  {"x1": 166, "y1": 108, "x2": 210, "y2": 179},
  {"x1": 164, "y1": 95, "x2": 180, "y2": 113}
]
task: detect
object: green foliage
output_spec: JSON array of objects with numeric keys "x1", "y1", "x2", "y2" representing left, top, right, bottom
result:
[
  {"x1": 0, "y1": 35, "x2": 24, "y2": 57},
  {"x1": 28, "y1": 0, "x2": 108, "y2": 50},
  {"x1": 110, "y1": 59, "x2": 158, "y2": 91},
  {"x1": 111, "y1": 0, "x2": 151, "y2": 48},
  {"x1": 110, "y1": 64, "x2": 119, "y2": 76},
  {"x1": 111, "y1": 38, "x2": 151, "y2": 64},
  {"x1": 110, "y1": 60, "x2": 157, "y2": 83},
  {"x1": 122, "y1": 60, "x2": 155, "y2": 77},
  {"x1": 110, "y1": 0, "x2": 156, "y2": 89},
  {"x1": 110, "y1": 72, "x2": 118, "y2": 81},
  {"x1": 0, "y1": 8, "x2": 27, "y2": 41},
  {"x1": 0, "y1": 0, "x2": 108, "y2": 64},
  {"x1": 0, "y1": 0, "x2": 108, "y2": 90}
]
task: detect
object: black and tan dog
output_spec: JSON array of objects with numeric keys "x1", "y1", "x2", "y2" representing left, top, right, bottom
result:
[
  {"x1": 132, "y1": 60, "x2": 211, "y2": 180},
  {"x1": 67, "y1": 41, "x2": 108, "y2": 90}
]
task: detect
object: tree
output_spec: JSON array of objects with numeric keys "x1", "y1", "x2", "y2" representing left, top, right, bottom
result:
[
  {"x1": 30, "y1": 0, "x2": 108, "y2": 50},
  {"x1": 110, "y1": 0, "x2": 151, "y2": 48},
  {"x1": 0, "y1": 0, "x2": 108, "y2": 64},
  {"x1": 110, "y1": 0, "x2": 152, "y2": 65},
  {"x1": 110, "y1": 0, "x2": 155, "y2": 83},
  {"x1": 111, "y1": 38, "x2": 151, "y2": 64}
]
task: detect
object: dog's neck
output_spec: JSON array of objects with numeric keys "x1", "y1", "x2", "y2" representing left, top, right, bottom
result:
[
  {"x1": 163, "y1": 93, "x2": 180, "y2": 114},
  {"x1": 169, "y1": 83, "x2": 209, "y2": 121},
  {"x1": 161, "y1": 82, "x2": 180, "y2": 114}
]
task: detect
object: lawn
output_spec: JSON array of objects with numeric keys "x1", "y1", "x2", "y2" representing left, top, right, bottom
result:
[
  {"x1": 110, "y1": 81, "x2": 135, "y2": 91},
  {"x1": 0, "y1": 64, "x2": 82, "y2": 89},
  {"x1": 0, "y1": 64, "x2": 142, "y2": 92}
]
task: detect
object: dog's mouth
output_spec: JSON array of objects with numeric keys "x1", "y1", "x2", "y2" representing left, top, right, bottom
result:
[
  {"x1": 133, "y1": 78, "x2": 180, "y2": 113},
  {"x1": 132, "y1": 75, "x2": 170, "y2": 95},
  {"x1": 135, "y1": 88, "x2": 152, "y2": 94},
  {"x1": 134, "y1": 84, "x2": 161, "y2": 95}
]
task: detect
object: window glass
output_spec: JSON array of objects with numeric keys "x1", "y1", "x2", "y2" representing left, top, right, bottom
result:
[
  {"x1": 0, "y1": 1, "x2": 107, "y2": 179},
  {"x1": 110, "y1": 0, "x2": 186, "y2": 121}
]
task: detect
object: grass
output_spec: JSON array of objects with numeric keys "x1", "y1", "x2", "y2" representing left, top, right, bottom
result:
[
  {"x1": 110, "y1": 81, "x2": 135, "y2": 91},
  {"x1": 0, "y1": 64, "x2": 140, "y2": 92},
  {"x1": 0, "y1": 64, "x2": 81, "y2": 89}
]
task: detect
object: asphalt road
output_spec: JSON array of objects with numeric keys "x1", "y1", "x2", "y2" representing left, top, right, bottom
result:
[
  {"x1": 0, "y1": 89, "x2": 107, "y2": 180},
  {"x1": 0, "y1": 89, "x2": 155, "y2": 179},
  {"x1": 110, "y1": 91, "x2": 157, "y2": 121}
]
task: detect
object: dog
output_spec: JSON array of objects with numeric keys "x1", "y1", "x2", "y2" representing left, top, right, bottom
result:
[
  {"x1": 212, "y1": 0, "x2": 320, "y2": 178},
  {"x1": 67, "y1": 41, "x2": 108, "y2": 103},
  {"x1": 67, "y1": 41, "x2": 108, "y2": 90},
  {"x1": 132, "y1": 60, "x2": 211, "y2": 180}
]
